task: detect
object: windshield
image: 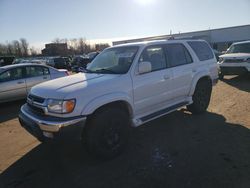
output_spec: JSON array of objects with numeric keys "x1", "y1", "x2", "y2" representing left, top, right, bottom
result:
[
  {"x1": 87, "y1": 46, "x2": 139, "y2": 74},
  {"x1": 227, "y1": 43, "x2": 250, "y2": 53}
]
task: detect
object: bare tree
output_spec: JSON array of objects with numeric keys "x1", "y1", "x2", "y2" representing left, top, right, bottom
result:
[
  {"x1": 29, "y1": 47, "x2": 37, "y2": 56},
  {"x1": 12, "y1": 40, "x2": 22, "y2": 56},
  {"x1": 7, "y1": 43, "x2": 13, "y2": 55},
  {"x1": 20, "y1": 38, "x2": 29, "y2": 57},
  {"x1": 78, "y1": 38, "x2": 86, "y2": 54},
  {"x1": 52, "y1": 38, "x2": 62, "y2": 43}
]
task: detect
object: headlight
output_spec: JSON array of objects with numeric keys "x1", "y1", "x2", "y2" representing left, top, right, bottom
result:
[
  {"x1": 47, "y1": 99, "x2": 76, "y2": 114},
  {"x1": 219, "y1": 57, "x2": 224, "y2": 63},
  {"x1": 246, "y1": 58, "x2": 250, "y2": 63}
]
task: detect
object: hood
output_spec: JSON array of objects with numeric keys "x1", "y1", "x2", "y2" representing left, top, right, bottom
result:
[
  {"x1": 219, "y1": 53, "x2": 250, "y2": 59},
  {"x1": 30, "y1": 73, "x2": 113, "y2": 99}
]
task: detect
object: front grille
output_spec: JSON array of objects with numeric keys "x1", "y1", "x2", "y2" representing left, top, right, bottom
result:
[
  {"x1": 27, "y1": 103, "x2": 45, "y2": 115},
  {"x1": 28, "y1": 94, "x2": 45, "y2": 104},
  {"x1": 224, "y1": 59, "x2": 244, "y2": 63}
]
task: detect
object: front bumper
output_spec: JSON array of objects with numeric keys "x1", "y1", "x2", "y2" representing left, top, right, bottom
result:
[
  {"x1": 19, "y1": 104, "x2": 86, "y2": 140},
  {"x1": 220, "y1": 66, "x2": 248, "y2": 75}
]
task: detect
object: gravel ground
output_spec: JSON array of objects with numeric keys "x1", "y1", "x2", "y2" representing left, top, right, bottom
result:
[{"x1": 0, "y1": 75, "x2": 249, "y2": 188}]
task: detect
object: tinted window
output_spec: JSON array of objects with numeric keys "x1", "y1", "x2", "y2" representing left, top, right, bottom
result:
[
  {"x1": 0, "y1": 68, "x2": 23, "y2": 82},
  {"x1": 26, "y1": 66, "x2": 49, "y2": 77},
  {"x1": 188, "y1": 41, "x2": 214, "y2": 61},
  {"x1": 54, "y1": 58, "x2": 65, "y2": 64},
  {"x1": 166, "y1": 44, "x2": 192, "y2": 67},
  {"x1": 139, "y1": 46, "x2": 167, "y2": 72}
]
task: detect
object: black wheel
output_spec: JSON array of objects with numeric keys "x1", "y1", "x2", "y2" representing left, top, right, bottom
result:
[
  {"x1": 187, "y1": 78, "x2": 212, "y2": 114},
  {"x1": 83, "y1": 106, "x2": 130, "y2": 159},
  {"x1": 219, "y1": 72, "x2": 224, "y2": 80}
]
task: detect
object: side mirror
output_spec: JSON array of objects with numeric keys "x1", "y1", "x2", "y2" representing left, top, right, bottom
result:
[{"x1": 138, "y1": 61, "x2": 152, "y2": 74}]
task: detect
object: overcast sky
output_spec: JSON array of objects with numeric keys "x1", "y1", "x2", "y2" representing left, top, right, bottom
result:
[{"x1": 0, "y1": 0, "x2": 249, "y2": 49}]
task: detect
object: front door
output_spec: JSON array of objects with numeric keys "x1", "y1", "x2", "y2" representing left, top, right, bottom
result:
[
  {"x1": 132, "y1": 45, "x2": 173, "y2": 116},
  {"x1": 0, "y1": 67, "x2": 26, "y2": 102}
]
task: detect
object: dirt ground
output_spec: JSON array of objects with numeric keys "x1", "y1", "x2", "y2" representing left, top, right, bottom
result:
[{"x1": 0, "y1": 75, "x2": 249, "y2": 188}]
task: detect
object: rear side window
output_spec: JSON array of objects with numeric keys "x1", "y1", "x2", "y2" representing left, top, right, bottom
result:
[
  {"x1": 26, "y1": 66, "x2": 49, "y2": 77},
  {"x1": 188, "y1": 41, "x2": 214, "y2": 61},
  {"x1": 165, "y1": 44, "x2": 193, "y2": 67}
]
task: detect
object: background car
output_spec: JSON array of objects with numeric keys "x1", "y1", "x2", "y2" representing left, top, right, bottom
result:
[
  {"x1": 218, "y1": 40, "x2": 250, "y2": 79},
  {"x1": 0, "y1": 63, "x2": 69, "y2": 103},
  {"x1": 47, "y1": 57, "x2": 69, "y2": 70},
  {"x1": 0, "y1": 56, "x2": 15, "y2": 67},
  {"x1": 71, "y1": 52, "x2": 99, "y2": 72}
]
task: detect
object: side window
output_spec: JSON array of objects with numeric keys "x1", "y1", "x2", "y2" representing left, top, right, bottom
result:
[
  {"x1": 43, "y1": 67, "x2": 50, "y2": 75},
  {"x1": 26, "y1": 66, "x2": 49, "y2": 77},
  {"x1": 0, "y1": 68, "x2": 23, "y2": 82},
  {"x1": 139, "y1": 46, "x2": 167, "y2": 72},
  {"x1": 187, "y1": 41, "x2": 214, "y2": 61},
  {"x1": 165, "y1": 44, "x2": 193, "y2": 67}
]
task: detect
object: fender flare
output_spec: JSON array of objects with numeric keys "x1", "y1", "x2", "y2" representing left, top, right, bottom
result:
[
  {"x1": 189, "y1": 71, "x2": 211, "y2": 96},
  {"x1": 81, "y1": 92, "x2": 133, "y2": 116}
]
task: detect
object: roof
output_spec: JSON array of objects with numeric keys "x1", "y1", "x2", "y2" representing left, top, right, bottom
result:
[
  {"x1": 0, "y1": 63, "x2": 48, "y2": 70},
  {"x1": 111, "y1": 39, "x2": 205, "y2": 48},
  {"x1": 232, "y1": 40, "x2": 250, "y2": 45}
]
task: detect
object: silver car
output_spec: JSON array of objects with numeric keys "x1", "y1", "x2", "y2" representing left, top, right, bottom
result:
[{"x1": 0, "y1": 63, "x2": 69, "y2": 103}]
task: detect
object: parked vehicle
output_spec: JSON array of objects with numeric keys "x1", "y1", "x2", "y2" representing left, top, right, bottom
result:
[
  {"x1": 62, "y1": 57, "x2": 72, "y2": 70},
  {"x1": 19, "y1": 39, "x2": 218, "y2": 158},
  {"x1": 71, "y1": 52, "x2": 99, "y2": 72},
  {"x1": 47, "y1": 57, "x2": 69, "y2": 70},
  {"x1": 0, "y1": 56, "x2": 15, "y2": 67},
  {"x1": 71, "y1": 56, "x2": 90, "y2": 72},
  {"x1": 218, "y1": 40, "x2": 250, "y2": 79},
  {"x1": 0, "y1": 63, "x2": 68, "y2": 103}
]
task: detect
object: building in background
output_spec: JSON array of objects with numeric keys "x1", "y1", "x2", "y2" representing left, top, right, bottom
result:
[
  {"x1": 42, "y1": 43, "x2": 70, "y2": 56},
  {"x1": 113, "y1": 25, "x2": 250, "y2": 52}
]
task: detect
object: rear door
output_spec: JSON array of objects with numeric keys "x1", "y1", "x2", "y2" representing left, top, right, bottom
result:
[
  {"x1": 25, "y1": 66, "x2": 51, "y2": 92},
  {"x1": 0, "y1": 67, "x2": 26, "y2": 102},
  {"x1": 165, "y1": 43, "x2": 194, "y2": 99}
]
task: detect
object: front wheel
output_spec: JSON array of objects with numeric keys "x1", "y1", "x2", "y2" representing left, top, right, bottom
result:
[
  {"x1": 219, "y1": 72, "x2": 224, "y2": 80},
  {"x1": 187, "y1": 78, "x2": 212, "y2": 114},
  {"x1": 83, "y1": 107, "x2": 130, "y2": 159}
]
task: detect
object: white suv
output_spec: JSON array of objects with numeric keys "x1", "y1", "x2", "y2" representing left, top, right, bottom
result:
[
  {"x1": 19, "y1": 39, "x2": 218, "y2": 158},
  {"x1": 218, "y1": 40, "x2": 250, "y2": 79}
]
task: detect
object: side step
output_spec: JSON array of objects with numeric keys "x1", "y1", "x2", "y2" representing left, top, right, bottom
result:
[{"x1": 139, "y1": 101, "x2": 188, "y2": 122}]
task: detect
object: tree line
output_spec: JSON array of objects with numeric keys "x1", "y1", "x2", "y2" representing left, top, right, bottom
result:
[
  {"x1": 0, "y1": 37, "x2": 110, "y2": 57},
  {"x1": 0, "y1": 38, "x2": 30, "y2": 57},
  {"x1": 51, "y1": 37, "x2": 110, "y2": 55}
]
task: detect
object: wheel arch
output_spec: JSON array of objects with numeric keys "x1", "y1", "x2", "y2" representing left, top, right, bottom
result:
[
  {"x1": 189, "y1": 73, "x2": 212, "y2": 96},
  {"x1": 81, "y1": 93, "x2": 134, "y2": 118}
]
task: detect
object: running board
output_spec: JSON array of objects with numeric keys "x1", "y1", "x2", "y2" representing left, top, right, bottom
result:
[{"x1": 139, "y1": 101, "x2": 188, "y2": 122}]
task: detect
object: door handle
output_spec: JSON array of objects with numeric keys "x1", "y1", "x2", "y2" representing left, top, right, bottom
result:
[
  {"x1": 163, "y1": 75, "x2": 171, "y2": 80},
  {"x1": 17, "y1": 81, "x2": 24, "y2": 84}
]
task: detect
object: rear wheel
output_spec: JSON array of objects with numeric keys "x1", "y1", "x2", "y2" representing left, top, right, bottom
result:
[
  {"x1": 83, "y1": 106, "x2": 130, "y2": 159},
  {"x1": 187, "y1": 78, "x2": 212, "y2": 114}
]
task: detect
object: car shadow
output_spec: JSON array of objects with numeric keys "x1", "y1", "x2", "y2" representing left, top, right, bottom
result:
[
  {"x1": 0, "y1": 100, "x2": 26, "y2": 123},
  {"x1": 222, "y1": 74, "x2": 250, "y2": 92},
  {"x1": 1, "y1": 110, "x2": 250, "y2": 188}
]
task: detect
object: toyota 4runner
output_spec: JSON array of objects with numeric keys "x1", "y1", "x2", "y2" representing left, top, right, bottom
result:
[{"x1": 19, "y1": 39, "x2": 218, "y2": 158}]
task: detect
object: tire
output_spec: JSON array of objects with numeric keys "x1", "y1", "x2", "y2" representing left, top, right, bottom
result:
[
  {"x1": 83, "y1": 106, "x2": 130, "y2": 159},
  {"x1": 187, "y1": 78, "x2": 212, "y2": 114},
  {"x1": 219, "y1": 73, "x2": 224, "y2": 80}
]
